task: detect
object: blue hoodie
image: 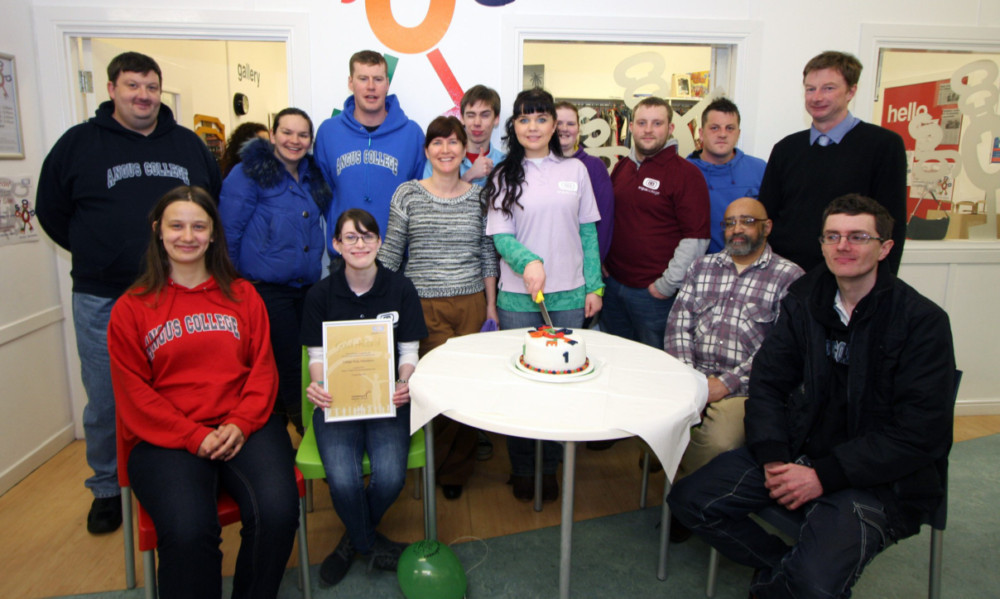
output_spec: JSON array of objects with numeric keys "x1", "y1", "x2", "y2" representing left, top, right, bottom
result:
[
  {"x1": 687, "y1": 148, "x2": 767, "y2": 253},
  {"x1": 313, "y1": 94, "x2": 426, "y2": 253}
]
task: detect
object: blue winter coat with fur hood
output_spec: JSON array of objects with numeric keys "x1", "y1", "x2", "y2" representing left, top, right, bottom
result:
[{"x1": 220, "y1": 137, "x2": 332, "y2": 287}]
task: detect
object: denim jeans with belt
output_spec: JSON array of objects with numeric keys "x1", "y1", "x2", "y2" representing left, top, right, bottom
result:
[
  {"x1": 498, "y1": 307, "x2": 584, "y2": 476},
  {"x1": 600, "y1": 274, "x2": 674, "y2": 350},
  {"x1": 668, "y1": 447, "x2": 889, "y2": 599},
  {"x1": 313, "y1": 403, "x2": 411, "y2": 554},
  {"x1": 127, "y1": 416, "x2": 300, "y2": 599},
  {"x1": 73, "y1": 292, "x2": 120, "y2": 498}
]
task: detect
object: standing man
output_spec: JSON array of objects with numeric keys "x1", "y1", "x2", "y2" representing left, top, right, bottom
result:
[
  {"x1": 423, "y1": 84, "x2": 505, "y2": 186},
  {"x1": 669, "y1": 194, "x2": 955, "y2": 599},
  {"x1": 314, "y1": 50, "x2": 426, "y2": 250},
  {"x1": 602, "y1": 97, "x2": 710, "y2": 349},
  {"x1": 759, "y1": 51, "x2": 907, "y2": 273},
  {"x1": 36, "y1": 51, "x2": 222, "y2": 534},
  {"x1": 687, "y1": 98, "x2": 767, "y2": 253}
]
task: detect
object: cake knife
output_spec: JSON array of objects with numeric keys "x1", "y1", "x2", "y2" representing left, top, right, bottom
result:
[{"x1": 534, "y1": 291, "x2": 554, "y2": 328}]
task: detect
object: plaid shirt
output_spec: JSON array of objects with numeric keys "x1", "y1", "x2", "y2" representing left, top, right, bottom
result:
[{"x1": 665, "y1": 244, "x2": 803, "y2": 397}]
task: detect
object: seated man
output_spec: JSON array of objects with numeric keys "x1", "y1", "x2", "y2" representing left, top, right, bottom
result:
[
  {"x1": 667, "y1": 198, "x2": 802, "y2": 476},
  {"x1": 664, "y1": 198, "x2": 802, "y2": 541},
  {"x1": 668, "y1": 194, "x2": 956, "y2": 599}
]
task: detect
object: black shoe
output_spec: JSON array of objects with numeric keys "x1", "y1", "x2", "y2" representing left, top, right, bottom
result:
[
  {"x1": 442, "y1": 485, "x2": 463, "y2": 500},
  {"x1": 319, "y1": 533, "x2": 355, "y2": 586},
  {"x1": 476, "y1": 431, "x2": 493, "y2": 461},
  {"x1": 669, "y1": 515, "x2": 692, "y2": 543},
  {"x1": 639, "y1": 453, "x2": 664, "y2": 473},
  {"x1": 541, "y1": 473, "x2": 559, "y2": 502},
  {"x1": 368, "y1": 532, "x2": 408, "y2": 572},
  {"x1": 586, "y1": 440, "x2": 616, "y2": 450},
  {"x1": 508, "y1": 474, "x2": 533, "y2": 502},
  {"x1": 87, "y1": 496, "x2": 122, "y2": 534}
]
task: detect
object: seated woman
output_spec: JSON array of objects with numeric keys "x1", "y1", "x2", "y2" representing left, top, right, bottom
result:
[
  {"x1": 108, "y1": 186, "x2": 299, "y2": 599},
  {"x1": 301, "y1": 208, "x2": 428, "y2": 587}
]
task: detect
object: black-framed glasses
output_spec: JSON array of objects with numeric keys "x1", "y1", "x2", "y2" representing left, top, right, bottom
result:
[
  {"x1": 721, "y1": 216, "x2": 766, "y2": 229},
  {"x1": 339, "y1": 232, "x2": 379, "y2": 245},
  {"x1": 818, "y1": 232, "x2": 886, "y2": 245}
]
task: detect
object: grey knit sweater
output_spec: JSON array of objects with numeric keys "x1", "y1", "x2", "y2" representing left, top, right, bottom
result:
[{"x1": 378, "y1": 180, "x2": 498, "y2": 298}]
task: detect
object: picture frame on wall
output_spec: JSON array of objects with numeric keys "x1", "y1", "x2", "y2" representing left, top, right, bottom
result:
[{"x1": 0, "y1": 53, "x2": 25, "y2": 160}]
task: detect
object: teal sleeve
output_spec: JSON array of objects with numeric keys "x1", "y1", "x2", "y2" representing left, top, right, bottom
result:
[
  {"x1": 580, "y1": 223, "x2": 604, "y2": 294},
  {"x1": 492, "y1": 233, "x2": 542, "y2": 274}
]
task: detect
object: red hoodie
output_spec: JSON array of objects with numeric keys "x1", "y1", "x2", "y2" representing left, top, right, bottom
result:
[{"x1": 109, "y1": 277, "x2": 277, "y2": 458}]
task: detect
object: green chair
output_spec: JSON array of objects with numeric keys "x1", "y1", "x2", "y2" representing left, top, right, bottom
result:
[{"x1": 295, "y1": 348, "x2": 431, "y2": 538}]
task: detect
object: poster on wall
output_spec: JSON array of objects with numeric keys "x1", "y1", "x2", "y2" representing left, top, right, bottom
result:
[
  {"x1": 881, "y1": 79, "x2": 962, "y2": 221},
  {"x1": 0, "y1": 53, "x2": 25, "y2": 159},
  {"x1": 0, "y1": 176, "x2": 38, "y2": 246}
]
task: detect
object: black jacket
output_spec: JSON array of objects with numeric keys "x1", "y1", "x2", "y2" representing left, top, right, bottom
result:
[
  {"x1": 36, "y1": 101, "x2": 222, "y2": 297},
  {"x1": 746, "y1": 262, "x2": 955, "y2": 539}
]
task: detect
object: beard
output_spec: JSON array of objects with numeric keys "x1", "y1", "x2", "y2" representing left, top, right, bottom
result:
[{"x1": 726, "y1": 233, "x2": 764, "y2": 257}]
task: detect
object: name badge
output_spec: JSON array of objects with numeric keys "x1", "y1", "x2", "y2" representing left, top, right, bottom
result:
[
  {"x1": 557, "y1": 181, "x2": 579, "y2": 192},
  {"x1": 377, "y1": 311, "x2": 399, "y2": 325},
  {"x1": 642, "y1": 177, "x2": 661, "y2": 190}
]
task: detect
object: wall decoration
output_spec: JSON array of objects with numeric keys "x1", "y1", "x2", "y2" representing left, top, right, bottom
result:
[
  {"x1": 523, "y1": 64, "x2": 544, "y2": 89},
  {"x1": 671, "y1": 74, "x2": 690, "y2": 97},
  {"x1": 0, "y1": 53, "x2": 24, "y2": 159},
  {"x1": 0, "y1": 176, "x2": 38, "y2": 246}
]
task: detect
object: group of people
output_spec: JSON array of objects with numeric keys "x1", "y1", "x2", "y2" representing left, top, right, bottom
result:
[{"x1": 34, "y1": 45, "x2": 957, "y2": 599}]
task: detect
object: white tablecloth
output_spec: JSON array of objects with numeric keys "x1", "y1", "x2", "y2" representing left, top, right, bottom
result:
[{"x1": 409, "y1": 328, "x2": 708, "y2": 480}]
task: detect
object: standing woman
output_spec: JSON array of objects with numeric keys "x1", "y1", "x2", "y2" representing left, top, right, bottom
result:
[
  {"x1": 220, "y1": 121, "x2": 269, "y2": 177},
  {"x1": 378, "y1": 116, "x2": 499, "y2": 500},
  {"x1": 302, "y1": 209, "x2": 428, "y2": 587},
  {"x1": 555, "y1": 102, "x2": 615, "y2": 261},
  {"x1": 220, "y1": 108, "x2": 331, "y2": 433},
  {"x1": 109, "y1": 186, "x2": 299, "y2": 599},
  {"x1": 483, "y1": 88, "x2": 604, "y2": 502}
]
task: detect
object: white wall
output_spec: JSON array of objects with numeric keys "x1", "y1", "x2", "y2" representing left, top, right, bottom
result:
[
  {"x1": 0, "y1": 0, "x2": 75, "y2": 494},
  {"x1": 7, "y1": 0, "x2": 1000, "y2": 492}
]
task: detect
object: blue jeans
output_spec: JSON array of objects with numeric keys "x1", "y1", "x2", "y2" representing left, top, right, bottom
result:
[
  {"x1": 127, "y1": 416, "x2": 299, "y2": 599},
  {"x1": 600, "y1": 274, "x2": 674, "y2": 350},
  {"x1": 254, "y1": 282, "x2": 309, "y2": 431},
  {"x1": 73, "y1": 292, "x2": 120, "y2": 498},
  {"x1": 312, "y1": 404, "x2": 411, "y2": 554},
  {"x1": 669, "y1": 447, "x2": 889, "y2": 599},
  {"x1": 498, "y1": 307, "x2": 584, "y2": 476}
]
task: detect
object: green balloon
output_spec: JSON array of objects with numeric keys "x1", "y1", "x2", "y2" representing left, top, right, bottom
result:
[{"x1": 397, "y1": 540, "x2": 467, "y2": 599}]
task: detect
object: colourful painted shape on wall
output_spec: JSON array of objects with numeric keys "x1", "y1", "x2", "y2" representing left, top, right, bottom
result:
[
  {"x1": 427, "y1": 49, "x2": 463, "y2": 108},
  {"x1": 366, "y1": 0, "x2": 455, "y2": 54}
]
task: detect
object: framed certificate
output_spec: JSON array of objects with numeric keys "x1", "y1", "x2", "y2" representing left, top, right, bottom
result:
[{"x1": 321, "y1": 318, "x2": 396, "y2": 422}]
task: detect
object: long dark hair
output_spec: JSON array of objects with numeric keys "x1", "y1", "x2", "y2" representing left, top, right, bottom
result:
[
  {"x1": 483, "y1": 88, "x2": 562, "y2": 218},
  {"x1": 130, "y1": 186, "x2": 241, "y2": 302},
  {"x1": 221, "y1": 122, "x2": 267, "y2": 177}
]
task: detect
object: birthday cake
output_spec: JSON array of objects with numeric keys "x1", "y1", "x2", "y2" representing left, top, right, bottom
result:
[{"x1": 519, "y1": 326, "x2": 589, "y2": 375}]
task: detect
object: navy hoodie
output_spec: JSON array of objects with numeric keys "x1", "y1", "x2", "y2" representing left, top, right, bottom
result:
[
  {"x1": 312, "y1": 94, "x2": 426, "y2": 254},
  {"x1": 687, "y1": 148, "x2": 766, "y2": 253},
  {"x1": 36, "y1": 101, "x2": 222, "y2": 297}
]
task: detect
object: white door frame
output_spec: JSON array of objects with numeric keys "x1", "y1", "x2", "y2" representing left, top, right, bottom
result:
[{"x1": 32, "y1": 5, "x2": 310, "y2": 437}]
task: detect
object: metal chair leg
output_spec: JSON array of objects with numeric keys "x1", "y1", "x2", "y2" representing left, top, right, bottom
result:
[
  {"x1": 534, "y1": 439, "x2": 544, "y2": 512},
  {"x1": 929, "y1": 527, "x2": 943, "y2": 599},
  {"x1": 640, "y1": 452, "x2": 651, "y2": 508},
  {"x1": 657, "y1": 478, "x2": 671, "y2": 581},
  {"x1": 122, "y1": 488, "x2": 136, "y2": 589},
  {"x1": 143, "y1": 549, "x2": 157, "y2": 599},
  {"x1": 706, "y1": 547, "x2": 719, "y2": 597},
  {"x1": 297, "y1": 496, "x2": 312, "y2": 598}
]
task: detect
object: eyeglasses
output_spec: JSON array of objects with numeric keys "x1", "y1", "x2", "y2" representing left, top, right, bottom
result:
[
  {"x1": 721, "y1": 216, "x2": 766, "y2": 229},
  {"x1": 818, "y1": 232, "x2": 886, "y2": 245},
  {"x1": 339, "y1": 232, "x2": 379, "y2": 245}
]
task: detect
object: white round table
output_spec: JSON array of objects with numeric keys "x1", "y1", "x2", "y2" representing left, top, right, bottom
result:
[{"x1": 409, "y1": 328, "x2": 707, "y2": 599}]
